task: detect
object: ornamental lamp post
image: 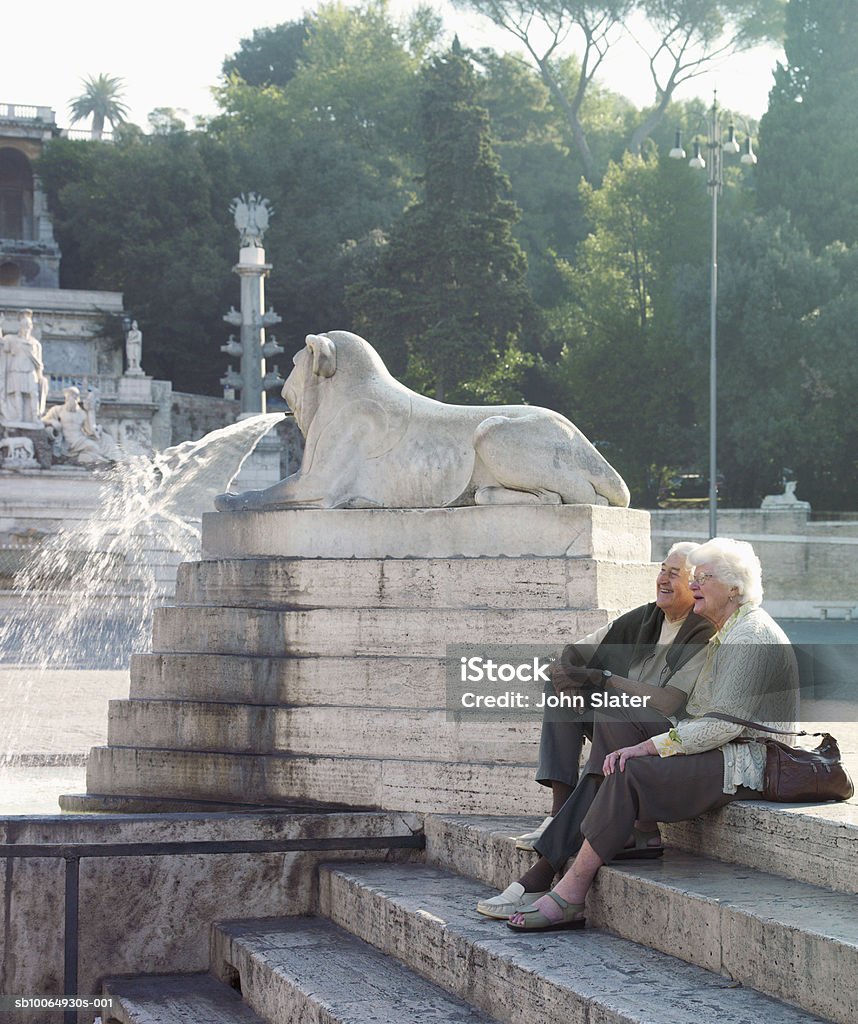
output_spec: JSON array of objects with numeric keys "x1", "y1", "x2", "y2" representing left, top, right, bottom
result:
[
  {"x1": 221, "y1": 193, "x2": 284, "y2": 416},
  {"x1": 669, "y1": 93, "x2": 757, "y2": 538}
]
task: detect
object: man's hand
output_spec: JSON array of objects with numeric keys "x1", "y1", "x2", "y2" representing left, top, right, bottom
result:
[{"x1": 550, "y1": 661, "x2": 603, "y2": 697}]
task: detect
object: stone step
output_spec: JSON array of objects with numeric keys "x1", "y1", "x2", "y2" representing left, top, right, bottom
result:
[
  {"x1": 150, "y1": 605, "x2": 606, "y2": 657},
  {"x1": 421, "y1": 797, "x2": 858, "y2": 900},
  {"x1": 103, "y1": 972, "x2": 265, "y2": 1024},
  {"x1": 210, "y1": 916, "x2": 501, "y2": 1023},
  {"x1": 318, "y1": 861, "x2": 831, "y2": 1024},
  {"x1": 422, "y1": 815, "x2": 858, "y2": 1023},
  {"x1": 82, "y1": 745, "x2": 547, "y2": 815},
  {"x1": 176, "y1": 556, "x2": 653, "y2": 611},
  {"x1": 660, "y1": 799, "x2": 858, "y2": 895},
  {"x1": 129, "y1": 652, "x2": 449, "y2": 706},
  {"x1": 107, "y1": 699, "x2": 539, "y2": 763}
]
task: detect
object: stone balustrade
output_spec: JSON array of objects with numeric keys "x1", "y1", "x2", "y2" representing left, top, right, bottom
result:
[
  {"x1": 0, "y1": 103, "x2": 54, "y2": 122},
  {"x1": 60, "y1": 127, "x2": 114, "y2": 142},
  {"x1": 47, "y1": 374, "x2": 118, "y2": 401}
]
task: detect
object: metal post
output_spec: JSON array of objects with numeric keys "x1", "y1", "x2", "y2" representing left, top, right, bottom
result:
[
  {"x1": 670, "y1": 93, "x2": 756, "y2": 537},
  {"x1": 707, "y1": 98, "x2": 721, "y2": 539},
  {"x1": 63, "y1": 856, "x2": 80, "y2": 1024},
  {"x1": 709, "y1": 170, "x2": 718, "y2": 539}
]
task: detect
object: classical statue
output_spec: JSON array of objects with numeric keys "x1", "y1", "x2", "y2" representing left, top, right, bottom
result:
[
  {"x1": 1, "y1": 310, "x2": 48, "y2": 427},
  {"x1": 42, "y1": 386, "x2": 118, "y2": 465},
  {"x1": 215, "y1": 330, "x2": 630, "y2": 512},
  {"x1": 125, "y1": 320, "x2": 144, "y2": 375},
  {"x1": 230, "y1": 193, "x2": 272, "y2": 247}
]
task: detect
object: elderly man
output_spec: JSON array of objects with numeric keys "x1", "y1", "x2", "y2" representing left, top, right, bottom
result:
[{"x1": 479, "y1": 541, "x2": 713, "y2": 919}]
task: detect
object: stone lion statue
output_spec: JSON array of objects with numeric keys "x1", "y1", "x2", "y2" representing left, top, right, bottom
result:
[{"x1": 214, "y1": 331, "x2": 629, "y2": 511}]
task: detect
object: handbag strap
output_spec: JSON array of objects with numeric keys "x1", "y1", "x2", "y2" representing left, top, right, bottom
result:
[{"x1": 703, "y1": 711, "x2": 821, "y2": 738}]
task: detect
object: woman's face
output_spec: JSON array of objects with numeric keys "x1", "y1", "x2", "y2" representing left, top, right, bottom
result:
[{"x1": 689, "y1": 561, "x2": 738, "y2": 627}]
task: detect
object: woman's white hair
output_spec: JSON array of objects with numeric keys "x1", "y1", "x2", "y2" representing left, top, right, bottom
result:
[{"x1": 687, "y1": 537, "x2": 763, "y2": 606}]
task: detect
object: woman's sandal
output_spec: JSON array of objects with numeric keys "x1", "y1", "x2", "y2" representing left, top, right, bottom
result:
[
  {"x1": 505, "y1": 891, "x2": 586, "y2": 932},
  {"x1": 611, "y1": 826, "x2": 664, "y2": 861}
]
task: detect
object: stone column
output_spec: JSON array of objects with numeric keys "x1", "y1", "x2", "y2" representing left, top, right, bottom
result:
[
  {"x1": 221, "y1": 194, "x2": 284, "y2": 416},
  {"x1": 232, "y1": 246, "x2": 279, "y2": 415}
]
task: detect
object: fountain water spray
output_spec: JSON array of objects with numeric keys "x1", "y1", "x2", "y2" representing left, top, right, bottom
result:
[{"x1": 0, "y1": 413, "x2": 283, "y2": 672}]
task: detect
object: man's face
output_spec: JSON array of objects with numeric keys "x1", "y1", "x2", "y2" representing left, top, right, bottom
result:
[{"x1": 655, "y1": 552, "x2": 695, "y2": 619}]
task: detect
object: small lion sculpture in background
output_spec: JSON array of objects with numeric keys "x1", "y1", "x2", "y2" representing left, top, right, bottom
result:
[{"x1": 215, "y1": 331, "x2": 629, "y2": 511}]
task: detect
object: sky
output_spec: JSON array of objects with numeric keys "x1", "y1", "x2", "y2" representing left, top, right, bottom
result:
[{"x1": 4, "y1": 1, "x2": 783, "y2": 131}]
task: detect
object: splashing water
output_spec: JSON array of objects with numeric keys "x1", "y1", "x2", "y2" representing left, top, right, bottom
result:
[{"x1": 0, "y1": 413, "x2": 283, "y2": 671}]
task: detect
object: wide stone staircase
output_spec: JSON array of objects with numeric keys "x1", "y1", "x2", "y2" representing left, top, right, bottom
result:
[
  {"x1": 64, "y1": 506, "x2": 655, "y2": 815},
  {"x1": 102, "y1": 803, "x2": 858, "y2": 1024}
]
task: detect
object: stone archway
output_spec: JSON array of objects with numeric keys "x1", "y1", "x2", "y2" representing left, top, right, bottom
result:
[
  {"x1": 0, "y1": 147, "x2": 34, "y2": 241},
  {"x1": 0, "y1": 260, "x2": 21, "y2": 285}
]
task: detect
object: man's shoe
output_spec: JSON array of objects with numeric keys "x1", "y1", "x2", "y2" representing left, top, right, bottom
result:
[
  {"x1": 514, "y1": 815, "x2": 553, "y2": 851},
  {"x1": 612, "y1": 826, "x2": 664, "y2": 860},
  {"x1": 476, "y1": 882, "x2": 550, "y2": 920}
]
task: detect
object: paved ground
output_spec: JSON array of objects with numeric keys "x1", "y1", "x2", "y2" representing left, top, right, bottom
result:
[{"x1": 0, "y1": 667, "x2": 128, "y2": 814}]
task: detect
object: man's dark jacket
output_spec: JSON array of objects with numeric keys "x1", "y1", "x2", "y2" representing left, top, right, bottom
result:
[{"x1": 560, "y1": 602, "x2": 714, "y2": 685}]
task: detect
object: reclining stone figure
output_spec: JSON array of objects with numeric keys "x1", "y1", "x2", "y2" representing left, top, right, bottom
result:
[{"x1": 215, "y1": 330, "x2": 630, "y2": 511}]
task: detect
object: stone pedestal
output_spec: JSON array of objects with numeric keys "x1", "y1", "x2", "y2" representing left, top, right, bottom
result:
[
  {"x1": 117, "y1": 374, "x2": 154, "y2": 403},
  {"x1": 63, "y1": 506, "x2": 653, "y2": 815}
]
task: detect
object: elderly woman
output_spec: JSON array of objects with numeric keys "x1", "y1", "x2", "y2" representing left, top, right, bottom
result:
[{"x1": 494, "y1": 537, "x2": 798, "y2": 932}]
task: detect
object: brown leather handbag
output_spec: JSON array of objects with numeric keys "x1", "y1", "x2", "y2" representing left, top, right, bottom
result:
[{"x1": 705, "y1": 713, "x2": 854, "y2": 803}]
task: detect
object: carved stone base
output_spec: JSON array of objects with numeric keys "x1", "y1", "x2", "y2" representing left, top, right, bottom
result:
[{"x1": 0, "y1": 424, "x2": 53, "y2": 469}]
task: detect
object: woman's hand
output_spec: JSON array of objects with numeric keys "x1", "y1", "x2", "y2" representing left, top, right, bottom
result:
[{"x1": 603, "y1": 739, "x2": 658, "y2": 775}]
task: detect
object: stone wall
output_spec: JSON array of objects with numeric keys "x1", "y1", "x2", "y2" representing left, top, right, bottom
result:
[
  {"x1": 170, "y1": 392, "x2": 240, "y2": 445},
  {"x1": 0, "y1": 810, "x2": 421, "y2": 1021},
  {"x1": 650, "y1": 508, "x2": 858, "y2": 618}
]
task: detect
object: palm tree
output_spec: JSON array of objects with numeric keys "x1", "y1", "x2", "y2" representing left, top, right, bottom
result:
[{"x1": 69, "y1": 74, "x2": 129, "y2": 140}]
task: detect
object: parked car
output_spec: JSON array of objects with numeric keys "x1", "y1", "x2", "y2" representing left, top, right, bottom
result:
[{"x1": 657, "y1": 473, "x2": 718, "y2": 509}]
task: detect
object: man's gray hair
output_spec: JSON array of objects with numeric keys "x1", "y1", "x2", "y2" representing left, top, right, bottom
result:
[
  {"x1": 687, "y1": 537, "x2": 764, "y2": 606},
  {"x1": 666, "y1": 541, "x2": 698, "y2": 569}
]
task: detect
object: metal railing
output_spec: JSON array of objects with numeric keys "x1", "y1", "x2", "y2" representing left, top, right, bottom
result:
[{"x1": 0, "y1": 828, "x2": 425, "y2": 1023}]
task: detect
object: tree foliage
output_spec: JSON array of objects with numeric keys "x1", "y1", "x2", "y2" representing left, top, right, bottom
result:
[
  {"x1": 757, "y1": 0, "x2": 858, "y2": 250},
  {"x1": 346, "y1": 51, "x2": 539, "y2": 402},
  {"x1": 38, "y1": 131, "x2": 241, "y2": 393},
  {"x1": 210, "y1": 2, "x2": 430, "y2": 361},
  {"x1": 553, "y1": 151, "x2": 709, "y2": 498},
  {"x1": 454, "y1": 0, "x2": 785, "y2": 175},
  {"x1": 706, "y1": 212, "x2": 858, "y2": 507},
  {"x1": 221, "y1": 20, "x2": 310, "y2": 88}
]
